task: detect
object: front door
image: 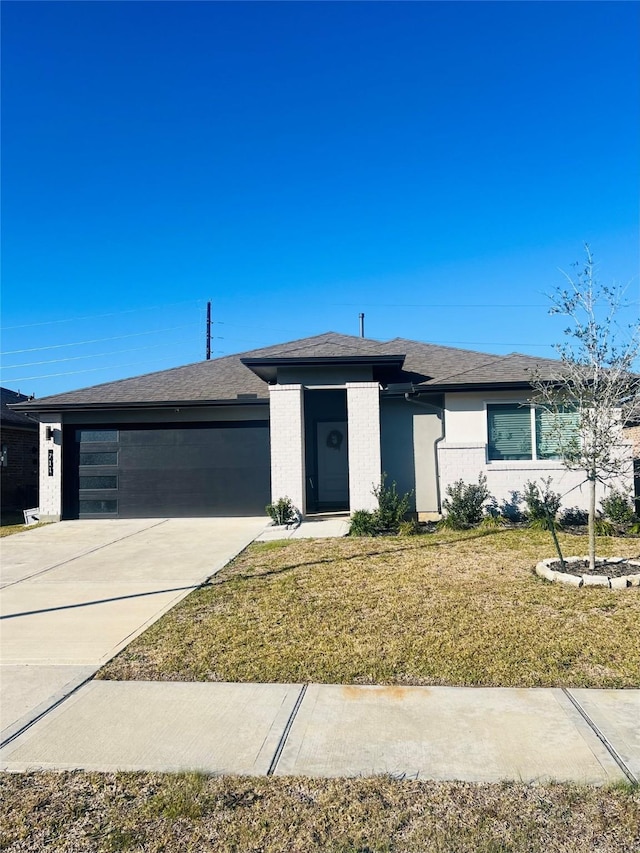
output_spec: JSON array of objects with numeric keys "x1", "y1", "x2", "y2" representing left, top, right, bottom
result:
[{"x1": 316, "y1": 421, "x2": 349, "y2": 508}]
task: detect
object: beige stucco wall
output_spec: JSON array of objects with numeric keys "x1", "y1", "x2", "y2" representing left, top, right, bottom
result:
[{"x1": 380, "y1": 398, "x2": 442, "y2": 515}]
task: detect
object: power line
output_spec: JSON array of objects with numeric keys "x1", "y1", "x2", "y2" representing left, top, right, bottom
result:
[
  {"x1": 331, "y1": 302, "x2": 550, "y2": 308},
  {"x1": 0, "y1": 324, "x2": 199, "y2": 356},
  {"x1": 1, "y1": 357, "x2": 188, "y2": 383},
  {"x1": 0, "y1": 299, "x2": 205, "y2": 331},
  {"x1": 2, "y1": 341, "x2": 171, "y2": 370}
]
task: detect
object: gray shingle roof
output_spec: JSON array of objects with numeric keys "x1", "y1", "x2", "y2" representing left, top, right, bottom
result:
[
  {"x1": 1, "y1": 388, "x2": 40, "y2": 428},
  {"x1": 11, "y1": 332, "x2": 566, "y2": 411}
]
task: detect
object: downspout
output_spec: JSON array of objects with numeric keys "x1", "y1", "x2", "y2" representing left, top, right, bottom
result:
[{"x1": 404, "y1": 392, "x2": 445, "y2": 514}]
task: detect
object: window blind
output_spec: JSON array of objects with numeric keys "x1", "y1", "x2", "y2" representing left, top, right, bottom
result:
[
  {"x1": 535, "y1": 407, "x2": 579, "y2": 459},
  {"x1": 487, "y1": 404, "x2": 532, "y2": 460}
]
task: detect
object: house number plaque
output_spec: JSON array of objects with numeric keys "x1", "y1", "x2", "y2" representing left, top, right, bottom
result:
[{"x1": 48, "y1": 449, "x2": 54, "y2": 477}]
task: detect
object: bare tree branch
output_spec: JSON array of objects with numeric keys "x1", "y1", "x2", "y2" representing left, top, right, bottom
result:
[{"x1": 530, "y1": 245, "x2": 640, "y2": 571}]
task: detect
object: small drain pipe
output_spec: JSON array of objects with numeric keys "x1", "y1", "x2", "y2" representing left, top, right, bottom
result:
[{"x1": 404, "y1": 392, "x2": 445, "y2": 514}]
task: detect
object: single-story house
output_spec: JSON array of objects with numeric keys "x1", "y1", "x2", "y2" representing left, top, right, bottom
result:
[
  {"x1": 1, "y1": 387, "x2": 39, "y2": 519},
  {"x1": 10, "y1": 332, "x2": 634, "y2": 523}
]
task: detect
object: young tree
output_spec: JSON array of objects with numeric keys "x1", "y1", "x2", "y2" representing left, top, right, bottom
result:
[{"x1": 531, "y1": 246, "x2": 640, "y2": 571}]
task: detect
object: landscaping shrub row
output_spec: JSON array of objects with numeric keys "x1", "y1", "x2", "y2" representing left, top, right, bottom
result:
[{"x1": 348, "y1": 475, "x2": 640, "y2": 537}]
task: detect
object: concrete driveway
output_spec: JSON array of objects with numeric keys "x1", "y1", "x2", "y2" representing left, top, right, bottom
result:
[{"x1": 0, "y1": 517, "x2": 266, "y2": 745}]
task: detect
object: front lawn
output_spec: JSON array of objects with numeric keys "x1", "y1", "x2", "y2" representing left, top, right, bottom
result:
[
  {"x1": 1, "y1": 772, "x2": 638, "y2": 853},
  {"x1": 99, "y1": 529, "x2": 640, "y2": 688}
]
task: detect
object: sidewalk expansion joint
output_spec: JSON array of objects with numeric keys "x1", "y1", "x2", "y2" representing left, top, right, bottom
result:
[
  {"x1": 562, "y1": 688, "x2": 637, "y2": 784},
  {"x1": 1, "y1": 519, "x2": 169, "y2": 589},
  {"x1": 0, "y1": 671, "x2": 96, "y2": 751},
  {"x1": 267, "y1": 684, "x2": 307, "y2": 776}
]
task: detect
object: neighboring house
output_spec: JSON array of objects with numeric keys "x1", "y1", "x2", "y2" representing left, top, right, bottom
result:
[
  {"x1": 1, "y1": 388, "x2": 39, "y2": 517},
  {"x1": 623, "y1": 405, "x2": 640, "y2": 513},
  {"x1": 10, "y1": 332, "x2": 634, "y2": 522}
]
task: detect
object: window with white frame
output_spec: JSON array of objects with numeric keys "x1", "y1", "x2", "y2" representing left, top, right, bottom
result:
[{"x1": 487, "y1": 403, "x2": 579, "y2": 461}]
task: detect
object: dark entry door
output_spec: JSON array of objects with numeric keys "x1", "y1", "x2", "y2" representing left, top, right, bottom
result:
[
  {"x1": 64, "y1": 422, "x2": 270, "y2": 518},
  {"x1": 315, "y1": 421, "x2": 349, "y2": 508}
]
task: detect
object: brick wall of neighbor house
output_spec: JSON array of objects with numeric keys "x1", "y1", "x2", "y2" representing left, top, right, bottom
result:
[
  {"x1": 624, "y1": 424, "x2": 640, "y2": 458},
  {"x1": 624, "y1": 423, "x2": 640, "y2": 511},
  {"x1": 38, "y1": 414, "x2": 63, "y2": 521},
  {"x1": 438, "y1": 390, "x2": 634, "y2": 514},
  {"x1": 346, "y1": 382, "x2": 381, "y2": 512},
  {"x1": 1, "y1": 426, "x2": 39, "y2": 512},
  {"x1": 269, "y1": 385, "x2": 306, "y2": 514}
]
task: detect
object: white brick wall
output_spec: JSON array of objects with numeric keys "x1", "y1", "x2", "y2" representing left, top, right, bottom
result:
[
  {"x1": 268, "y1": 384, "x2": 306, "y2": 515},
  {"x1": 437, "y1": 442, "x2": 633, "y2": 514},
  {"x1": 39, "y1": 414, "x2": 62, "y2": 521},
  {"x1": 346, "y1": 382, "x2": 381, "y2": 512}
]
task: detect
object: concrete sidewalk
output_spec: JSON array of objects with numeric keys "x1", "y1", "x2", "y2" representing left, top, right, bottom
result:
[{"x1": 1, "y1": 682, "x2": 638, "y2": 784}]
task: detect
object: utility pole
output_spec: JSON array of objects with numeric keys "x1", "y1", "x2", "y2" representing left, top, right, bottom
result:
[
  {"x1": 359, "y1": 312, "x2": 365, "y2": 338},
  {"x1": 206, "y1": 301, "x2": 211, "y2": 360}
]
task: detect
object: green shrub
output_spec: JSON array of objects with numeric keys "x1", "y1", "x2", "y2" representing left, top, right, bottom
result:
[
  {"x1": 594, "y1": 516, "x2": 616, "y2": 537},
  {"x1": 349, "y1": 509, "x2": 380, "y2": 537},
  {"x1": 349, "y1": 475, "x2": 413, "y2": 536},
  {"x1": 265, "y1": 496, "x2": 297, "y2": 526},
  {"x1": 440, "y1": 474, "x2": 490, "y2": 529},
  {"x1": 373, "y1": 475, "x2": 412, "y2": 533},
  {"x1": 523, "y1": 478, "x2": 562, "y2": 530},
  {"x1": 600, "y1": 489, "x2": 635, "y2": 527},
  {"x1": 398, "y1": 519, "x2": 421, "y2": 536},
  {"x1": 559, "y1": 506, "x2": 589, "y2": 527},
  {"x1": 479, "y1": 513, "x2": 506, "y2": 530}
]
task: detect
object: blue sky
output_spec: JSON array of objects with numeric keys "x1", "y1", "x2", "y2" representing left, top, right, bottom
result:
[{"x1": 2, "y1": 1, "x2": 638, "y2": 399}]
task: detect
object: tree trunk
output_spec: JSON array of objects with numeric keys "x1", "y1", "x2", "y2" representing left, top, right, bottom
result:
[{"x1": 588, "y1": 475, "x2": 596, "y2": 573}]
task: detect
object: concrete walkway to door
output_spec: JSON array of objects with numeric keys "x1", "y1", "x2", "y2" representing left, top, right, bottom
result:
[{"x1": 0, "y1": 517, "x2": 266, "y2": 745}]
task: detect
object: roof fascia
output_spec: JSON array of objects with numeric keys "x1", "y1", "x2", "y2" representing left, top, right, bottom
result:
[
  {"x1": 241, "y1": 354, "x2": 406, "y2": 383},
  {"x1": 8, "y1": 398, "x2": 269, "y2": 414},
  {"x1": 419, "y1": 381, "x2": 537, "y2": 393}
]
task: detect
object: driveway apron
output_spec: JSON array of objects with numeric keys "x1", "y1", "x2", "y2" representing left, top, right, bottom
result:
[{"x1": 0, "y1": 517, "x2": 266, "y2": 744}]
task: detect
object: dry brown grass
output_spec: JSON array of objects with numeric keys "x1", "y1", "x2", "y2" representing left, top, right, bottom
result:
[
  {"x1": 1, "y1": 771, "x2": 638, "y2": 852},
  {"x1": 99, "y1": 529, "x2": 640, "y2": 687},
  {"x1": 0, "y1": 522, "x2": 48, "y2": 538}
]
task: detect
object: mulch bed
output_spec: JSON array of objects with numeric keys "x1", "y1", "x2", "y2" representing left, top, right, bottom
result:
[{"x1": 548, "y1": 559, "x2": 639, "y2": 579}]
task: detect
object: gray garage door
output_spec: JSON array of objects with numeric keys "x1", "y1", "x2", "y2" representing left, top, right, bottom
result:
[{"x1": 63, "y1": 422, "x2": 270, "y2": 518}]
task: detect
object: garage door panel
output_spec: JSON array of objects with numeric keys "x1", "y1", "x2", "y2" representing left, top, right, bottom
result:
[{"x1": 65, "y1": 422, "x2": 270, "y2": 518}]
